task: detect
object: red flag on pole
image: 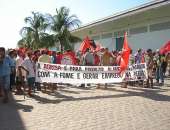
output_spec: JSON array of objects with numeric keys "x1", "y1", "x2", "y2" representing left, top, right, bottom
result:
[
  {"x1": 79, "y1": 36, "x2": 91, "y2": 54},
  {"x1": 120, "y1": 32, "x2": 131, "y2": 73},
  {"x1": 159, "y1": 40, "x2": 170, "y2": 54}
]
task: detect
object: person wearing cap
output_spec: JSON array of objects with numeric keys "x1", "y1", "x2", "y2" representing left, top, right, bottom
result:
[{"x1": 0, "y1": 47, "x2": 15, "y2": 103}]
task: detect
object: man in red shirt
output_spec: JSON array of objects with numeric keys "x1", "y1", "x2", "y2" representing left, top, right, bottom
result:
[{"x1": 56, "y1": 51, "x2": 62, "y2": 64}]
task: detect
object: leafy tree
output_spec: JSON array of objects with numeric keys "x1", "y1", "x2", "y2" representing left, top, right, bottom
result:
[
  {"x1": 18, "y1": 12, "x2": 55, "y2": 49},
  {"x1": 18, "y1": 7, "x2": 81, "y2": 51},
  {"x1": 50, "y1": 6, "x2": 81, "y2": 52}
]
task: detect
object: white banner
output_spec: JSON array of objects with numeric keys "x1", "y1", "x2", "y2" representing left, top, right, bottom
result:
[
  {"x1": 124, "y1": 63, "x2": 148, "y2": 81},
  {"x1": 35, "y1": 62, "x2": 148, "y2": 84}
]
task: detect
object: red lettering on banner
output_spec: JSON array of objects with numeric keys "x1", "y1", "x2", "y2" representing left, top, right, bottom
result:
[{"x1": 43, "y1": 64, "x2": 61, "y2": 70}]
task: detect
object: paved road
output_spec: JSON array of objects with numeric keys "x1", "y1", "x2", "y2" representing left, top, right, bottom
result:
[{"x1": 1, "y1": 81, "x2": 170, "y2": 130}]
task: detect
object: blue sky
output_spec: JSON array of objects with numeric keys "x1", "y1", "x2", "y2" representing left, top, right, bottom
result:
[{"x1": 0, "y1": 0, "x2": 151, "y2": 49}]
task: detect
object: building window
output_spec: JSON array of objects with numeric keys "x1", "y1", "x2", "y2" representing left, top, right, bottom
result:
[
  {"x1": 101, "y1": 33, "x2": 112, "y2": 39},
  {"x1": 130, "y1": 26, "x2": 147, "y2": 35},
  {"x1": 114, "y1": 30, "x2": 127, "y2": 38},
  {"x1": 150, "y1": 21, "x2": 170, "y2": 32}
]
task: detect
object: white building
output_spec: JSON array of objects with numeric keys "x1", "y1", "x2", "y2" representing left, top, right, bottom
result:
[{"x1": 72, "y1": 0, "x2": 170, "y2": 52}]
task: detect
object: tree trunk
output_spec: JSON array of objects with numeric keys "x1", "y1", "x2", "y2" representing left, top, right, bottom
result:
[
  {"x1": 60, "y1": 42, "x2": 63, "y2": 53},
  {"x1": 35, "y1": 29, "x2": 40, "y2": 49}
]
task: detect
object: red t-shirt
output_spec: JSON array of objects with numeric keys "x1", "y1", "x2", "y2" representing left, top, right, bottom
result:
[
  {"x1": 94, "y1": 54, "x2": 100, "y2": 65},
  {"x1": 56, "y1": 54, "x2": 62, "y2": 64}
]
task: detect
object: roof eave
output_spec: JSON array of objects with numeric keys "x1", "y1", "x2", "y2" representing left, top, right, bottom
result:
[{"x1": 72, "y1": 0, "x2": 170, "y2": 33}]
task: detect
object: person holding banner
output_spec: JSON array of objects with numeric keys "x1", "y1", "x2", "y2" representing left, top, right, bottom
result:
[
  {"x1": 101, "y1": 48, "x2": 112, "y2": 66},
  {"x1": 19, "y1": 51, "x2": 35, "y2": 97},
  {"x1": 101, "y1": 48, "x2": 112, "y2": 88},
  {"x1": 110, "y1": 51, "x2": 118, "y2": 66},
  {"x1": 83, "y1": 48, "x2": 95, "y2": 66},
  {"x1": 15, "y1": 49, "x2": 26, "y2": 95},
  {"x1": 145, "y1": 49, "x2": 154, "y2": 88},
  {"x1": 80, "y1": 48, "x2": 94, "y2": 88},
  {"x1": 38, "y1": 50, "x2": 53, "y2": 91},
  {"x1": 94, "y1": 51, "x2": 100, "y2": 66},
  {"x1": 32, "y1": 50, "x2": 41, "y2": 91}
]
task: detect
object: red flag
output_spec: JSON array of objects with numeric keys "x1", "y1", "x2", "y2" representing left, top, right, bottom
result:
[
  {"x1": 120, "y1": 32, "x2": 131, "y2": 73},
  {"x1": 62, "y1": 51, "x2": 77, "y2": 65},
  {"x1": 95, "y1": 43, "x2": 102, "y2": 52},
  {"x1": 159, "y1": 40, "x2": 170, "y2": 54},
  {"x1": 79, "y1": 36, "x2": 91, "y2": 54}
]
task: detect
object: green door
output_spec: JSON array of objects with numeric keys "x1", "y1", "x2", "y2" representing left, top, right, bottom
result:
[{"x1": 116, "y1": 37, "x2": 124, "y2": 51}]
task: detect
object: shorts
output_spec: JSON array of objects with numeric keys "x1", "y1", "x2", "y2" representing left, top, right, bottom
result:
[
  {"x1": 16, "y1": 76, "x2": 25, "y2": 85},
  {"x1": 27, "y1": 77, "x2": 35, "y2": 88},
  {"x1": 0, "y1": 75, "x2": 10, "y2": 90}
]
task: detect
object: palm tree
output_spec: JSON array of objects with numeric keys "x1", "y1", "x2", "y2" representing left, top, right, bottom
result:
[
  {"x1": 18, "y1": 27, "x2": 34, "y2": 48},
  {"x1": 19, "y1": 12, "x2": 55, "y2": 49},
  {"x1": 50, "y1": 6, "x2": 81, "y2": 52}
]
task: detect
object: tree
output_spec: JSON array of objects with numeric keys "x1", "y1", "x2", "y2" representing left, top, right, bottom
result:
[
  {"x1": 18, "y1": 7, "x2": 81, "y2": 51},
  {"x1": 50, "y1": 6, "x2": 81, "y2": 52},
  {"x1": 18, "y1": 27, "x2": 34, "y2": 48},
  {"x1": 18, "y1": 12, "x2": 55, "y2": 49}
]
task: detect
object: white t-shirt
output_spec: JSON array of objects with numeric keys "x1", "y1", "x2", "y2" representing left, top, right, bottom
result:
[
  {"x1": 16, "y1": 56, "x2": 26, "y2": 77},
  {"x1": 21, "y1": 57, "x2": 35, "y2": 78}
]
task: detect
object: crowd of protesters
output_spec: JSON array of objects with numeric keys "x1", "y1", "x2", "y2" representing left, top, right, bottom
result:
[{"x1": 0, "y1": 46, "x2": 170, "y2": 103}]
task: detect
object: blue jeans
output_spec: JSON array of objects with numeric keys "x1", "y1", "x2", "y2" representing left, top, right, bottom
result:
[
  {"x1": 156, "y1": 67, "x2": 164, "y2": 83},
  {"x1": 0, "y1": 75, "x2": 10, "y2": 90}
]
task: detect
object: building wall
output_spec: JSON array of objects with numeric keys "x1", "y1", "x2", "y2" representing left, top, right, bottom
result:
[
  {"x1": 74, "y1": 41, "x2": 81, "y2": 51},
  {"x1": 128, "y1": 29, "x2": 170, "y2": 52},
  {"x1": 74, "y1": 18, "x2": 170, "y2": 52},
  {"x1": 99, "y1": 38, "x2": 114, "y2": 51},
  {"x1": 72, "y1": 2, "x2": 170, "y2": 52}
]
